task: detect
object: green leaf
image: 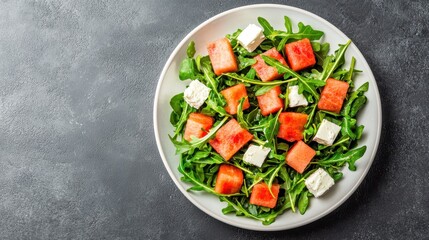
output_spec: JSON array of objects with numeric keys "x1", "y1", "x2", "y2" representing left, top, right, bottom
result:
[
  {"x1": 284, "y1": 16, "x2": 292, "y2": 33},
  {"x1": 342, "y1": 82, "x2": 369, "y2": 116},
  {"x1": 170, "y1": 93, "x2": 184, "y2": 115},
  {"x1": 319, "y1": 40, "x2": 352, "y2": 82},
  {"x1": 238, "y1": 55, "x2": 257, "y2": 71},
  {"x1": 316, "y1": 146, "x2": 367, "y2": 171},
  {"x1": 350, "y1": 96, "x2": 367, "y2": 117},
  {"x1": 341, "y1": 116, "x2": 357, "y2": 140},
  {"x1": 237, "y1": 97, "x2": 249, "y2": 129},
  {"x1": 187, "y1": 41, "x2": 196, "y2": 58},
  {"x1": 258, "y1": 17, "x2": 274, "y2": 37},
  {"x1": 263, "y1": 109, "x2": 282, "y2": 143},
  {"x1": 179, "y1": 58, "x2": 199, "y2": 80},
  {"x1": 255, "y1": 85, "x2": 278, "y2": 96},
  {"x1": 313, "y1": 42, "x2": 330, "y2": 66},
  {"x1": 298, "y1": 191, "x2": 309, "y2": 214},
  {"x1": 268, "y1": 22, "x2": 324, "y2": 41},
  {"x1": 245, "y1": 68, "x2": 257, "y2": 79}
]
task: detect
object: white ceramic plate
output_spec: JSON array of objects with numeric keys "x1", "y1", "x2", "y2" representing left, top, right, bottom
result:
[{"x1": 153, "y1": 4, "x2": 382, "y2": 231}]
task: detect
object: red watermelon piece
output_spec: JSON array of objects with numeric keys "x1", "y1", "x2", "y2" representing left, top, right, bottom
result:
[
  {"x1": 209, "y1": 118, "x2": 253, "y2": 161},
  {"x1": 249, "y1": 182, "x2": 280, "y2": 208},
  {"x1": 207, "y1": 38, "x2": 238, "y2": 76},
  {"x1": 221, "y1": 83, "x2": 250, "y2": 115},
  {"x1": 277, "y1": 112, "x2": 308, "y2": 142},
  {"x1": 256, "y1": 85, "x2": 284, "y2": 116},
  {"x1": 285, "y1": 140, "x2": 316, "y2": 174},
  {"x1": 285, "y1": 38, "x2": 316, "y2": 72},
  {"x1": 252, "y1": 47, "x2": 288, "y2": 82},
  {"x1": 183, "y1": 113, "x2": 214, "y2": 142},
  {"x1": 214, "y1": 164, "x2": 243, "y2": 194},
  {"x1": 318, "y1": 78, "x2": 350, "y2": 113}
]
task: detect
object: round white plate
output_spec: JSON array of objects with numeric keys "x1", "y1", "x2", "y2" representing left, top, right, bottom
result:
[{"x1": 153, "y1": 4, "x2": 382, "y2": 231}]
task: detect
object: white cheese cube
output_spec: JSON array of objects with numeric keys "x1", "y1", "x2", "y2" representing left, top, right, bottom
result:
[
  {"x1": 313, "y1": 119, "x2": 341, "y2": 146},
  {"x1": 288, "y1": 85, "x2": 308, "y2": 108},
  {"x1": 243, "y1": 144, "x2": 271, "y2": 167},
  {"x1": 305, "y1": 168, "x2": 335, "y2": 197},
  {"x1": 184, "y1": 80, "x2": 211, "y2": 109},
  {"x1": 237, "y1": 24, "x2": 265, "y2": 52}
]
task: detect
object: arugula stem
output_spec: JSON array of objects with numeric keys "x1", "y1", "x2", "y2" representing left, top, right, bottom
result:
[
  {"x1": 318, "y1": 137, "x2": 350, "y2": 150},
  {"x1": 251, "y1": 138, "x2": 266, "y2": 146},
  {"x1": 229, "y1": 160, "x2": 254, "y2": 175},
  {"x1": 268, "y1": 162, "x2": 285, "y2": 197}
]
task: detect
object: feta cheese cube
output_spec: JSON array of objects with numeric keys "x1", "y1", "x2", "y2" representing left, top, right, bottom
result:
[
  {"x1": 313, "y1": 119, "x2": 341, "y2": 146},
  {"x1": 237, "y1": 24, "x2": 265, "y2": 53},
  {"x1": 184, "y1": 80, "x2": 211, "y2": 109},
  {"x1": 305, "y1": 168, "x2": 335, "y2": 197},
  {"x1": 243, "y1": 144, "x2": 271, "y2": 167},
  {"x1": 288, "y1": 85, "x2": 308, "y2": 108}
]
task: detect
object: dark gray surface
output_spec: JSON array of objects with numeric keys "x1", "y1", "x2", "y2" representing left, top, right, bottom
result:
[{"x1": 0, "y1": 0, "x2": 428, "y2": 239}]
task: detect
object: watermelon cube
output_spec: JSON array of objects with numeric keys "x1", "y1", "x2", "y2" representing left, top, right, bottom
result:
[
  {"x1": 285, "y1": 38, "x2": 316, "y2": 72},
  {"x1": 318, "y1": 78, "x2": 350, "y2": 113},
  {"x1": 249, "y1": 182, "x2": 280, "y2": 208},
  {"x1": 209, "y1": 118, "x2": 253, "y2": 161},
  {"x1": 252, "y1": 47, "x2": 288, "y2": 82},
  {"x1": 207, "y1": 38, "x2": 238, "y2": 76},
  {"x1": 277, "y1": 112, "x2": 308, "y2": 142},
  {"x1": 221, "y1": 83, "x2": 250, "y2": 115},
  {"x1": 286, "y1": 140, "x2": 316, "y2": 174},
  {"x1": 183, "y1": 113, "x2": 214, "y2": 142},
  {"x1": 214, "y1": 164, "x2": 243, "y2": 194},
  {"x1": 256, "y1": 85, "x2": 284, "y2": 116}
]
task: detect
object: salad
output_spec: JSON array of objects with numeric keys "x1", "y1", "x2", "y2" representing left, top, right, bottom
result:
[{"x1": 169, "y1": 16, "x2": 368, "y2": 225}]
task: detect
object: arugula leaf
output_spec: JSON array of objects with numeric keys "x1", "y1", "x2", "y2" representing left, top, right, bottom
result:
[
  {"x1": 245, "y1": 68, "x2": 257, "y2": 79},
  {"x1": 257, "y1": 17, "x2": 274, "y2": 37},
  {"x1": 268, "y1": 22, "x2": 324, "y2": 41},
  {"x1": 298, "y1": 191, "x2": 309, "y2": 214},
  {"x1": 255, "y1": 85, "x2": 278, "y2": 96},
  {"x1": 263, "y1": 109, "x2": 282, "y2": 143},
  {"x1": 187, "y1": 41, "x2": 196, "y2": 58},
  {"x1": 238, "y1": 55, "x2": 257, "y2": 71},
  {"x1": 313, "y1": 42, "x2": 330, "y2": 66},
  {"x1": 350, "y1": 96, "x2": 367, "y2": 117},
  {"x1": 169, "y1": 93, "x2": 193, "y2": 137},
  {"x1": 284, "y1": 16, "x2": 293, "y2": 33},
  {"x1": 319, "y1": 40, "x2": 352, "y2": 82},
  {"x1": 237, "y1": 97, "x2": 249, "y2": 129},
  {"x1": 315, "y1": 146, "x2": 367, "y2": 171},
  {"x1": 341, "y1": 116, "x2": 357, "y2": 140},
  {"x1": 179, "y1": 58, "x2": 199, "y2": 80},
  {"x1": 342, "y1": 82, "x2": 369, "y2": 116}
]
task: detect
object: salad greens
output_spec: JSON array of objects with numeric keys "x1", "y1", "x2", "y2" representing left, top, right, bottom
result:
[{"x1": 169, "y1": 16, "x2": 368, "y2": 225}]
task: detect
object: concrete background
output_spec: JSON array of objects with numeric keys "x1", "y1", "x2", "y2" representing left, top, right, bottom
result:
[{"x1": 0, "y1": 0, "x2": 428, "y2": 239}]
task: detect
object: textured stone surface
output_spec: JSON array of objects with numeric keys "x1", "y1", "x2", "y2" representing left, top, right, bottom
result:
[{"x1": 0, "y1": 0, "x2": 428, "y2": 239}]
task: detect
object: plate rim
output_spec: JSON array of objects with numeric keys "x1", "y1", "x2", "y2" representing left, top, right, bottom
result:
[{"x1": 153, "y1": 3, "x2": 382, "y2": 231}]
